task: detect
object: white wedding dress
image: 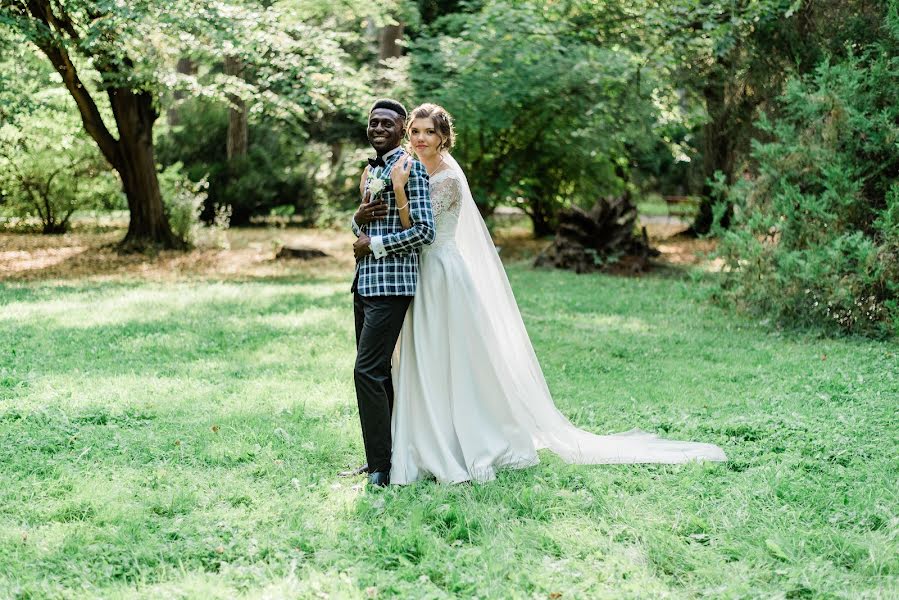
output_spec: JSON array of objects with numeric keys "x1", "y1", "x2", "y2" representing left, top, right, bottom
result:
[{"x1": 389, "y1": 154, "x2": 726, "y2": 485}]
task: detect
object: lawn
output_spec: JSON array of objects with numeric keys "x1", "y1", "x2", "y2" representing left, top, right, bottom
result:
[{"x1": 0, "y1": 230, "x2": 896, "y2": 599}]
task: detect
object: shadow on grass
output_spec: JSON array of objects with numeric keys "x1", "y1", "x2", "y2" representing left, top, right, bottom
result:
[
  {"x1": 1, "y1": 284, "x2": 353, "y2": 380},
  {"x1": 1, "y1": 264, "x2": 896, "y2": 597}
]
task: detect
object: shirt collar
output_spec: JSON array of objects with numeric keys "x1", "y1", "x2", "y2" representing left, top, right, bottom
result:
[{"x1": 381, "y1": 146, "x2": 402, "y2": 161}]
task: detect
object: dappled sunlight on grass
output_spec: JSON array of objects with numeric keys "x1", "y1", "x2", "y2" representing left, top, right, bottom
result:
[
  {"x1": 0, "y1": 228, "x2": 359, "y2": 284},
  {"x1": 526, "y1": 311, "x2": 653, "y2": 334},
  {"x1": 0, "y1": 281, "x2": 348, "y2": 329},
  {"x1": 1, "y1": 258, "x2": 896, "y2": 597},
  {"x1": 0, "y1": 245, "x2": 89, "y2": 273},
  {"x1": 240, "y1": 306, "x2": 347, "y2": 333}
]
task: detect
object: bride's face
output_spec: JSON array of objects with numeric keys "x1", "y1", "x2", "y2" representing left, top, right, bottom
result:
[{"x1": 408, "y1": 117, "x2": 442, "y2": 160}]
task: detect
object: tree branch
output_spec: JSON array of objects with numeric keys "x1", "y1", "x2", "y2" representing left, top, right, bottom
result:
[{"x1": 24, "y1": 0, "x2": 120, "y2": 169}]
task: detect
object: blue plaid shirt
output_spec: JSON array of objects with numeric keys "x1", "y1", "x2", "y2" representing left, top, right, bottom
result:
[{"x1": 351, "y1": 148, "x2": 436, "y2": 296}]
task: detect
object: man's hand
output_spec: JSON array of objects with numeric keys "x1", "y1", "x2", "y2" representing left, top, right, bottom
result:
[
  {"x1": 354, "y1": 190, "x2": 388, "y2": 226},
  {"x1": 353, "y1": 233, "x2": 373, "y2": 260}
]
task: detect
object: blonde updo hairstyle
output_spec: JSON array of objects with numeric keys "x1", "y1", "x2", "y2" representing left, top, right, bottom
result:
[{"x1": 407, "y1": 103, "x2": 455, "y2": 152}]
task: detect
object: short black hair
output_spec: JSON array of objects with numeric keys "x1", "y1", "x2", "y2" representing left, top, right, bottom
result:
[{"x1": 370, "y1": 98, "x2": 407, "y2": 120}]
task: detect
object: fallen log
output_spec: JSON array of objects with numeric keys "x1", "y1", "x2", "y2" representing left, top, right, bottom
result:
[
  {"x1": 275, "y1": 246, "x2": 329, "y2": 260},
  {"x1": 534, "y1": 195, "x2": 658, "y2": 274}
]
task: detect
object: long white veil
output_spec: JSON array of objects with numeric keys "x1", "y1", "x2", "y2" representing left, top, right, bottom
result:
[{"x1": 443, "y1": 152, "x2": 726, "y2": 463}]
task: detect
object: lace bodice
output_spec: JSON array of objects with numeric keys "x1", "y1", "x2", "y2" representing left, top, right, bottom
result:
[{"x1": 428, "y1": 169, "x2": 462, "y2": 245}]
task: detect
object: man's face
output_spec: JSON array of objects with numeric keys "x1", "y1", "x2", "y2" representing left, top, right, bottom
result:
[{"x1": 367, "y1": 108, "x2": 404, "y2": 154}]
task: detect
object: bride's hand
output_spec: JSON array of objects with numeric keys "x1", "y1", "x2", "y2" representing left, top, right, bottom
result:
[
  {"x1": 391, "y1": 156, "x2": 412, "y2": 190},
  {"x1": 359, "y1": 166, "x2": 370, "y2": 199}
]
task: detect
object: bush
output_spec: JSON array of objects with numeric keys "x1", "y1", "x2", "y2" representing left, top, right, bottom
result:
[
  {"x1": 156, "y1": 100, "x2": 316, "y2": 226},
  {"x1": 0, "y1": 107, "x2": 122, "y2": 233},
  {"x1": 410, "y1": 0, "x2": 665, "y2": 236},
  {"x1": 714, "y1": 29, "x2": 899, "y2": 337},
  {"x1": 159, "y1": 163, "x2": 230, "y2": 249}
]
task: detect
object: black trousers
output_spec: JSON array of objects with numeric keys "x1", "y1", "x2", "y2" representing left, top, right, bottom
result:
[{"x1": 353, "y1": 292, "x2": 412, "y2": 474}]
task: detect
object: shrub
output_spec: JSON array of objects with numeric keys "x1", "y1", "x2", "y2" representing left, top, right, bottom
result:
[
  {"x1": 0, "y1": 107, "x2": 121, "y2": 233},
  {"x1": 410, "y1": 0, "x2": 664, "y2": 236},
  {"x1": 156, "y1": 100, "x2": 318, "y2": 226},
  {"x1": 159, "y1": 163, "x2": 230, "y2": 249},
  {"x1": 714, "y1": 31, "x2": 899, "y2": 337}
]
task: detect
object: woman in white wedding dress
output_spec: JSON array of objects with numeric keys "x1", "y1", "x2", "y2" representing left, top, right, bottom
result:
[{"x1": 383, "y1": 103, "x2": 726, "y2": 485}]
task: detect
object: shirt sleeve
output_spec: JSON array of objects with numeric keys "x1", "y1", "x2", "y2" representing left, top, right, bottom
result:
[
  {"x1": 378, "y1": 161, "x2": 436, "y2": 255},
  {"x1": 370, "y1": 235, "x2": 387, "y2": 259},
  {"x1": 351, "y1": 216, "x2": 362, "y2": 237}
]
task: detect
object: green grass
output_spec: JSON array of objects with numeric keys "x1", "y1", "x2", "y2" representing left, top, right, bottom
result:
[
  {"x1": 0, "y1": 265, "x2": 896, "y2": 598},
  {"x1": 636, "y1": 193, "x2": 699, "y2": 220}
]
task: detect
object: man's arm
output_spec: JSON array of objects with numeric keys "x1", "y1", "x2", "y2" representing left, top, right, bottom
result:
[
  {"x1": 374, "y1": 161, "x2": 435, "y2": 256},
  {"x1": 352, "y1": 187, "x2": 389, "y2": 238}
]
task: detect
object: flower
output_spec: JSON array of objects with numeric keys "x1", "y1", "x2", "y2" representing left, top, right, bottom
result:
[{"x1": 368, "y1": 178, "x2": 386, "y2": 196}]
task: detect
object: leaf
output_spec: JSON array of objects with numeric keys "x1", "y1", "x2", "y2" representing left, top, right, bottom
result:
[{"x1": 765, "y1": 539, "x2": 790, "y2": 561}]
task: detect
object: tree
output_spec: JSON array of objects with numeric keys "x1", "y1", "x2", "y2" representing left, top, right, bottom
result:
[
  {"x1": 0, "y1": 1, "x2": 192, "y2": 249},
  {"x1": 0, "y1": 27, "x2": 121, "y2": 233},
  {"x1": 411, "y1": 0, "x2": 666, "y2": 236},
  {"x1": 0, "y1": 105, "x2": 120, "y2": 233},
  {"x1": 648, "y1": 0, "x2": 886, "y2": 235},
  {"x1": 713, "y1": 1, "x2": 899, "y2": 336},
  {"x1": 1, "y1": 0, "x2": 368, "y2": 243},
  {"x1": 224, "y1": 55, "x2": 249, "y2": 160}
]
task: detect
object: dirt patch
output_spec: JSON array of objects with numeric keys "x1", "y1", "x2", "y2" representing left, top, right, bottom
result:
[
  {"x1": 0, "y1": 221, "x2": 717, "y2": 283},
  {"x1": 492, "y1": 220, "x2": 718, "y2": 270},
  {"x1": 0, "y1": 228, "x2": 355, "y2": 283}
]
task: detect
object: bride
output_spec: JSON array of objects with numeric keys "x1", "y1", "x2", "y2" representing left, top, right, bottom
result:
[{"x1": 377, "y1": 103, "x2": 725, "y2": 485}]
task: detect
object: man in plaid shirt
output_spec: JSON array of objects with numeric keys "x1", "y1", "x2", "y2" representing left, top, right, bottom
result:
[{"x1": 346, "y1": 99, "x2": 435, "y2": 487}]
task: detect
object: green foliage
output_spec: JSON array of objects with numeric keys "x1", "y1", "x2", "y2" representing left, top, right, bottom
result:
[
  {"x1": 0, "y1": 29, "x2": 42, "y2": 124},
  {"x1": 1, "y1": 0, "x2": 375, "y2": 247},
  {"x1": 157, "y1": 98, "x2": 370, "y2": 227},
  {"x1": 157, "y1": 100, "x2": 320, "y2": 226},
  {"x1": 641, "y1": 0, "x2": 886, "y2": 233},
  {"x1": 0, "y1": 260, "x2": 895, "y2": 597},
  {"x1": 411, "y1": 1, "x2": 672, "y2": 235},
  {"x1": 0, "y1": 105, "x2": 121, "y2": 233},
  {"x1": 148, "y1": 3, "x2": 380, "y2": 227},
  {"x1": 714, "y1": 31, "x2": 899, "y2": 337},
  {"x1": 158, "y1": 162, "x2": 230, "y2": 249},
  {"x1": 0, "y1": 37, "x2": 120, "y2": 234}
]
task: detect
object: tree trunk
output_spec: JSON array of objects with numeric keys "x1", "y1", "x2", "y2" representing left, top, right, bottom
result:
[
  {"x1": 167, "y1": 57, "x2": 197, "y2": 127},
  {"x1": 527, "y1": 189, "x2": 556, "y2": 237},
  {"x1": 529, "y1": 203, "x2": 555, "y2": 237},
  {"x1": 378, "y1": 23, "x2": 405, "y2": 60},
  {"x1": 691, "y1": 111, "x2": 736, "y2": 235},
  {"x1": 108, "y1": 87, "x2": 181, "y2": 251},
  {"x1": 224, "y1": 56, "x2": 248, "y2": 160},
  {"x1": 690, "y1": 65, "x2": 738, "y2": 236},
  {"x1": 42, "y1": 221, "x2": 67, "y2": 234},
  {"x1": 24, "y1": 1, "x2": 180, "y2": 251}
]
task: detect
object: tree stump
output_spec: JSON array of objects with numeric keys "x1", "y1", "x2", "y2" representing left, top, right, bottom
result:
[
  {"x1": 534, "y1": 195, "x2": 658, "y2": 274},
  {"x1": 275, "y1": 246, "x2": 329, "y2": 260}
]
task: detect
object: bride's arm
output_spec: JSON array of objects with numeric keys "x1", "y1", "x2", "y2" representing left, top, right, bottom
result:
[
  {"x1": 394, "y1": 187, "x2": 411, "y2": 230},
  {"x1": 359, "y1": 166, "x2": 369, "y2": 198}
]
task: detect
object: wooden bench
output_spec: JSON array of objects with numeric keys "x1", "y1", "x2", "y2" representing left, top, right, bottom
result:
[{"x1": 662, "y1": 195, "x2": 700, "y2": 221}]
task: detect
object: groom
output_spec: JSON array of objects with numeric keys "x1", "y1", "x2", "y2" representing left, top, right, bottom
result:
[{"x1": 347, "y1": 99, "x2": 435, "y2": 487}]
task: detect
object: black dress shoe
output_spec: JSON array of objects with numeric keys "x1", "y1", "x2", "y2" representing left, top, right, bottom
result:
[
  {"x1": 367, "y1": 471, "x2": 389, "y2": 487},
  {"x1": 338, "y1": 463, "x2": 369, "y2": 477}
]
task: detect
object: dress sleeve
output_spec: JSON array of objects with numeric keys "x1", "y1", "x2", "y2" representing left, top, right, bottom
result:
[{"x1": 429, "y1": 174, "x2": 462, "y2": 219}]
